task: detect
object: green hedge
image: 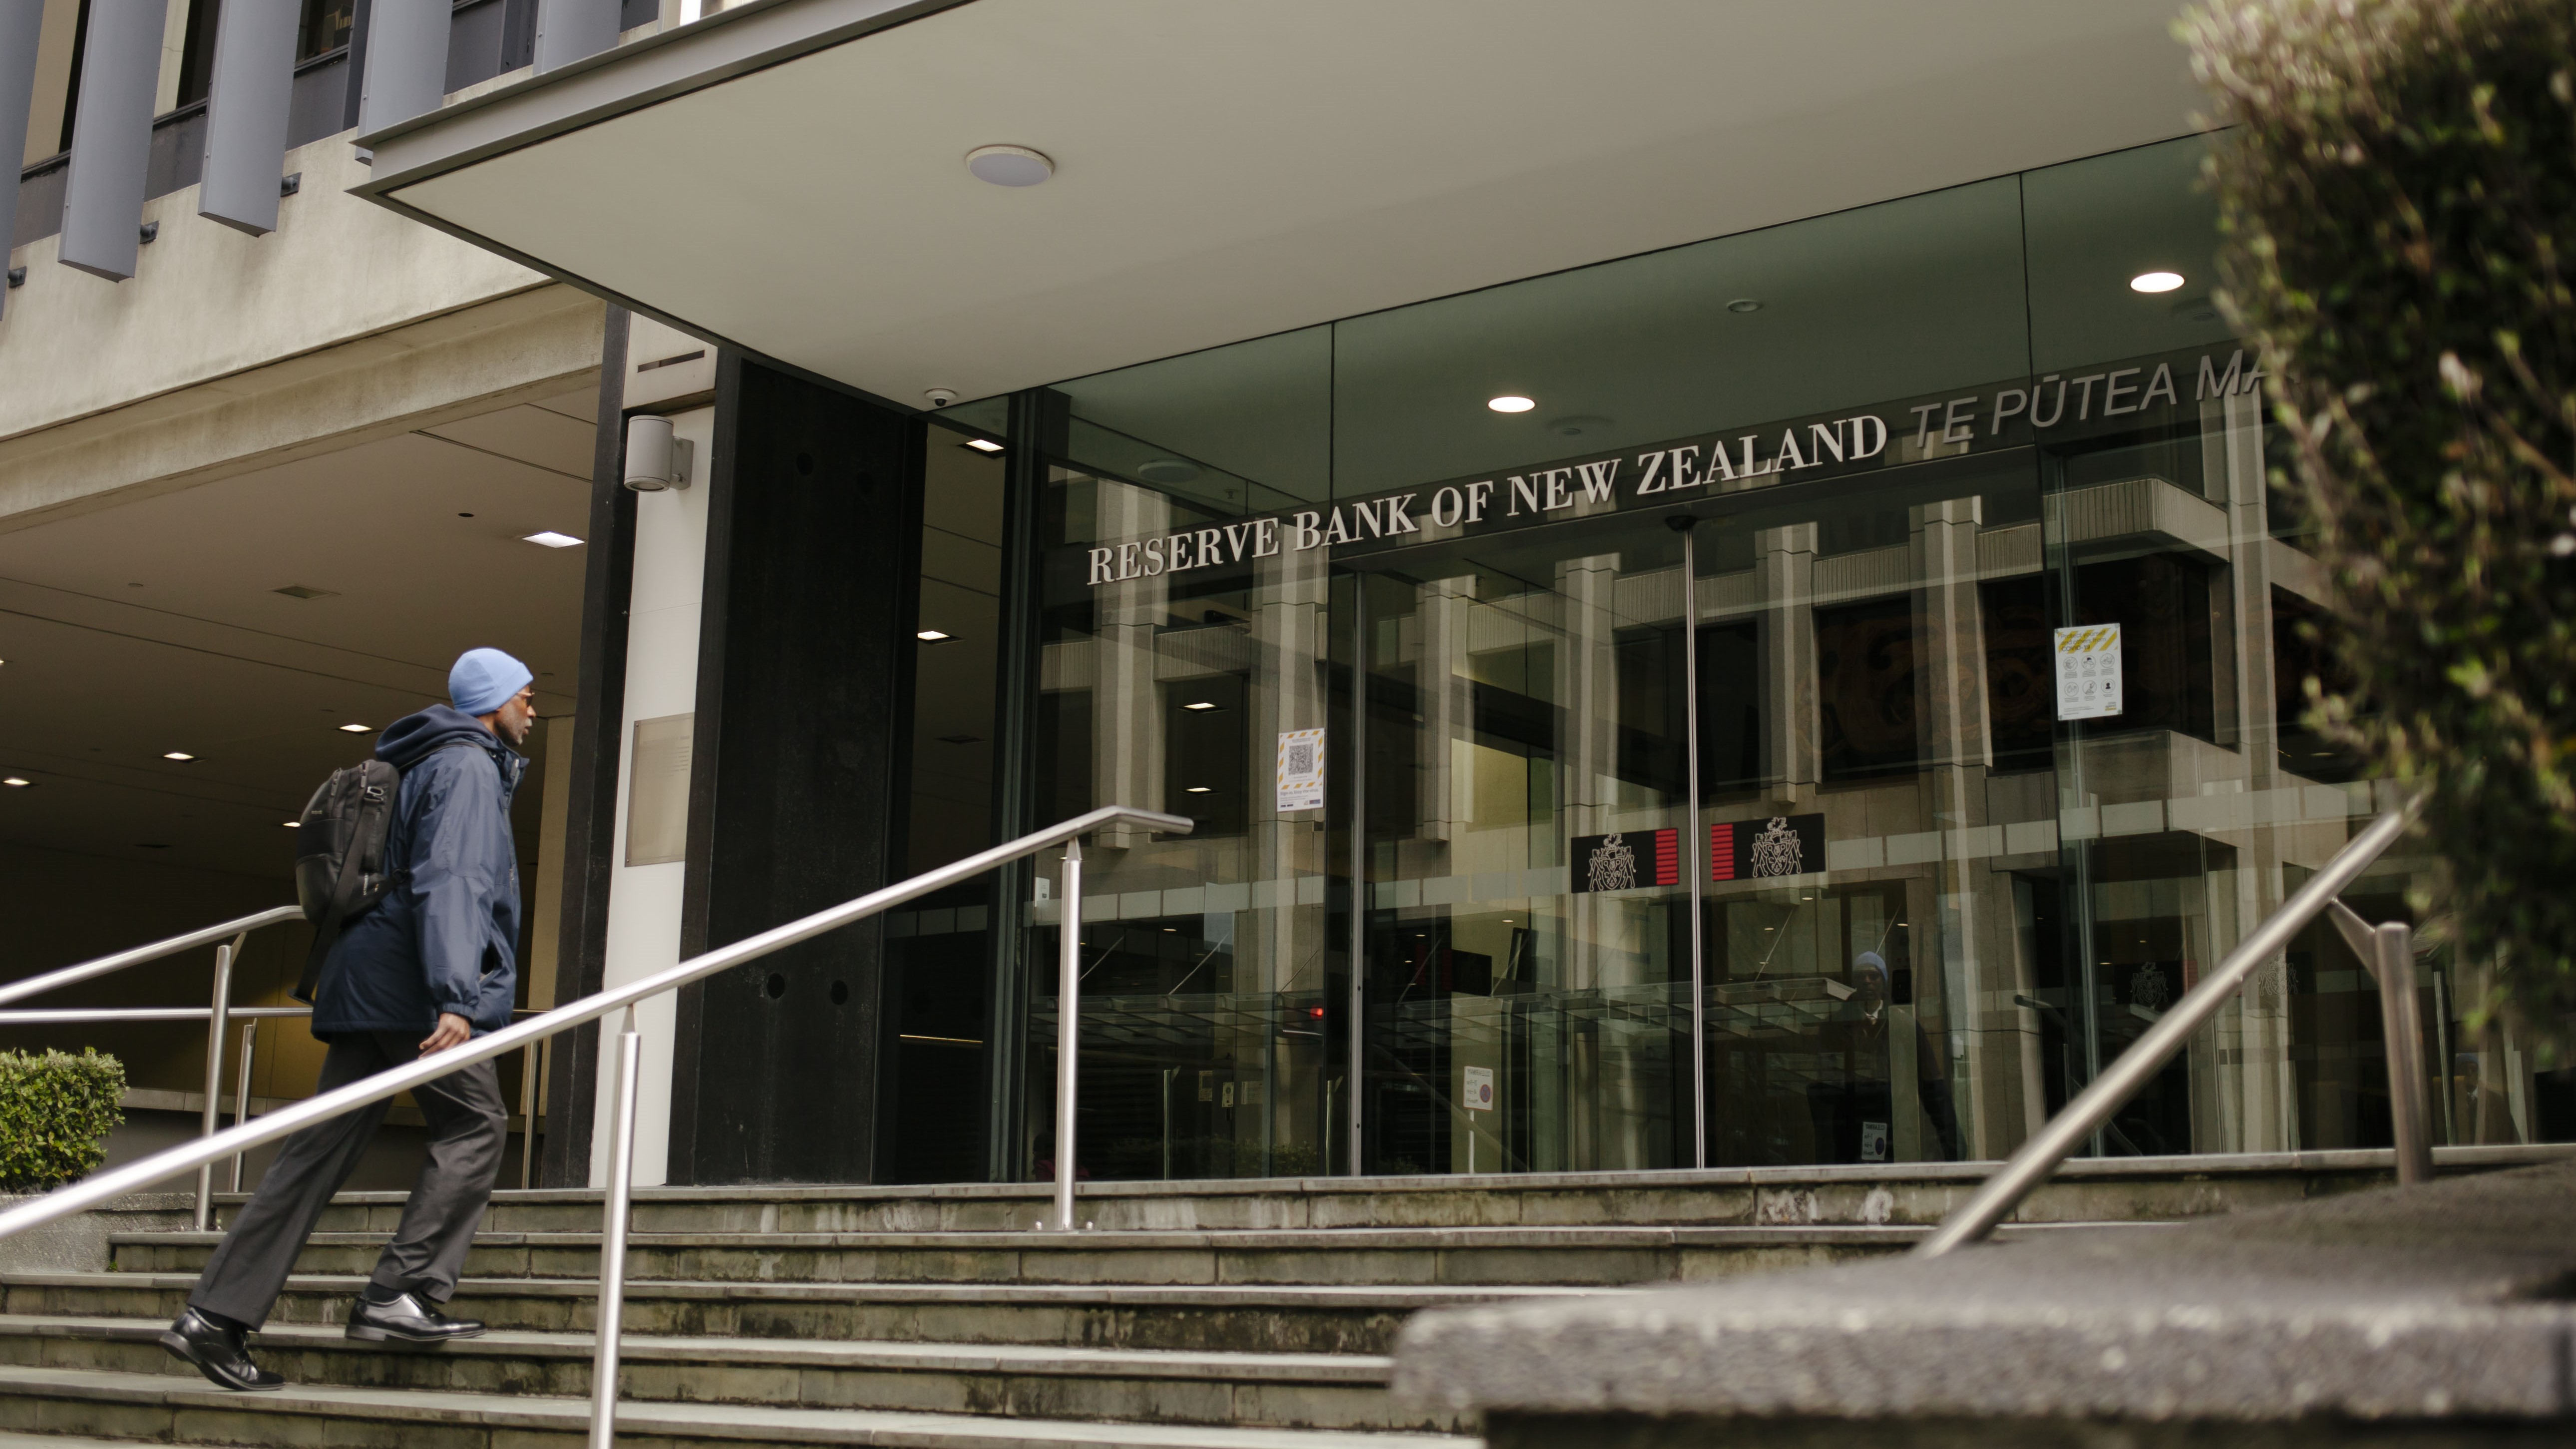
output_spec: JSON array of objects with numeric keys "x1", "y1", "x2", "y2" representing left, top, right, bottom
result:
[
  {"x1": 2185, "y1": 0, "x2": 2576, "y2": 1047},
  {"x1": 0, "y1": 1050, "x2": 126, "y2": 1191}
]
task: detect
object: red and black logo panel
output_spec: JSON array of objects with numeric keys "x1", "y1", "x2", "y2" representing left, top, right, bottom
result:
[
  {"x1": 1710, "y1": 813, "x2": 1828, "y2": 881},
  {"x1": 1569, "y1": 828, "x2": 1680, "y2": 893}
]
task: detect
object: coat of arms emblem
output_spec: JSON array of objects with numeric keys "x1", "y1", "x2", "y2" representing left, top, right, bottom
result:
[
  {"x1": 1749, "y1": 816, "x2": 1804, "y2": 877},
  {"x1": 2132, "y1": 962, "x2": 2171, "y2": 1013},
  {"x1": 1586, "y1": 833, "x2": 1638, "y2": 893}
]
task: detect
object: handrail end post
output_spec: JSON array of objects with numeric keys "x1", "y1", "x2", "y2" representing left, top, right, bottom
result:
[{"x1": 1055, "y1": 842, "x2": 1083, "y2": 1233}]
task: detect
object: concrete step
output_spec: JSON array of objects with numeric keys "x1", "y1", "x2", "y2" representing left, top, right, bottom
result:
[
  {"x1": 0, "y1": 1314, "x2": 1456, "y2": 1433},
  {"x1": 4, "y1": 1271, "x2": 1615, "y2": 1354},
  {"x1": 1392, "y1": 1158, "x2": 2576, "y2": 1447},
  {"x1": 108, "y1": 1222, "x2": 2044, "y2": 1286},
  {"x1": 0, "y1": 1362, "x2": 1469, "y2": 1448},
  {"x1": 206, "y1": 1145, "x2": 2572, "y2": 1240}
]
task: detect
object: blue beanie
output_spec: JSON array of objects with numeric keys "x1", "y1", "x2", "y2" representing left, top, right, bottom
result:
[{"x1": 449, "y1": 648, "x2": 533, "y2": 716}]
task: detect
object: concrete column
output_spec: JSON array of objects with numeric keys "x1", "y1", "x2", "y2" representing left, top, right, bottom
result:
[
  {"x1": 1092, "y1": 483, "x2": 1168, "y2": 851},
  {"x1": 152, "y1": 0, "x2": 191, "y2": 112},
  {"x1": 1554, "y1": 552, "x2": 1658, "y2": 1168},
  {"x1": 2196, "y1": 384, "x2": 2297, "y2": 1154},
  {"x1": 58, "y1": 0, "x2": 168, "y2": 282},
  {"x1": 1242, "y1": 537, "x2": 1327, "y2": 998},
  {"x1": 587, "y1": 403, "x2": 711, "y2": 1188},
  {"x1": 1417, "y1": 575, "x2": 1475, "y2": 845},
  {"x1": 1756, "y1": 525, "x2": 1821, "y2": 794},
  {"x1": 1910, "y1": 496, "x2": 2006, "y2": 1159},
  {"x1": 527, "y1": 713, "x2": 577, "y2": 1011}
]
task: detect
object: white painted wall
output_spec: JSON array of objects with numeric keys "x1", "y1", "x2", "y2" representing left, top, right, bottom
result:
[{"x1": 588, "y1": 403, "x2": 712, "y2": 1187}]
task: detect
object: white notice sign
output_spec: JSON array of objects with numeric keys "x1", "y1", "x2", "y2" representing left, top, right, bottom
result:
[
  {"x1": 1276, "y1": 728, "x2": 1325, "y2": 811},
  {"x1": 2053, "y1": 624, "x2": 2123, "y2": 720},
  {"x1": 1462, "y1": 1066, "x2": 1495, "y2": 1113}
]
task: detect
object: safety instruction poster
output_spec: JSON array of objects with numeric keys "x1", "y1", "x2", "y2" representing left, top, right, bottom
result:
[
  {"x1": 2054, "y1": 624, "x2": 2123, "y2": 720},
  {"x1": 1276, "y1": 728, "x2": 1326, "y2": 811}
]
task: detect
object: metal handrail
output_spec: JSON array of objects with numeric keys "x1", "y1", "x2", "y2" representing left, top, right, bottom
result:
[
  {"x1": 0, "y1": 903, "x2": 307, "y2": 1227},
  {"x1": 0, "y1": 804, "x2": 1187, "y2": 1448},
  {"x1": 0, "y1": 1007, "x2": 312, "y2": 1022},
  {"x1": 1915, "y1": 803, "x2": 2423, "y2": 1258},
  {"x1": 0, "y1": 905, "x2": 304, "y2": 1009}
]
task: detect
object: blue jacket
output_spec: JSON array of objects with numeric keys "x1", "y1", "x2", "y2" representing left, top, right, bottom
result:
[{"x1": 311, "y1": 706, "x2": 526, "y2": 1039}]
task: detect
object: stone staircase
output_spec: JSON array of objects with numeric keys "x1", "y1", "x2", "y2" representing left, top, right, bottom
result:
[{"x1": 0, "y1": 1151, "x2": 2539, "y2": 1449}]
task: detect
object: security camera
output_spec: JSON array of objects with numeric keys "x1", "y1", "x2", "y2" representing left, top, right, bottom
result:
[
  {"x1": 623, "y1": 415, "x2": 692, "y2": 491},
  {"x1": 924, "y1": 388, "x2": 958, "y2": 408}
]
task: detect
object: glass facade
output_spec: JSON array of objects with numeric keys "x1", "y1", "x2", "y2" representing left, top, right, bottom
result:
[{"x1": 965, "y1": 135, "x2": 2573, "y2": 1181}]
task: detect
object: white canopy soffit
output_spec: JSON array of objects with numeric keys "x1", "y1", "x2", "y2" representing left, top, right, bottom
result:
[{"x1": 360, "y1": 0, "x2": 2207, "y2": 410}]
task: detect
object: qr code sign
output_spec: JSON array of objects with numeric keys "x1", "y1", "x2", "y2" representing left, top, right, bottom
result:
[{"x1": 1276, "y1": 729, "x2": 1325, "y2": 811}]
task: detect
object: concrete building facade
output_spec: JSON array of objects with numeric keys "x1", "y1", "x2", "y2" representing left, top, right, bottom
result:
[{"x1": 4, "y1": 0, "x2": 2569, "y2": 1194}]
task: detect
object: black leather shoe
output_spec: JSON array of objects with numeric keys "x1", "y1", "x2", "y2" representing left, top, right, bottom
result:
[
  {"x1": 346, "y1": 1291, "x2": 484, "y2": 1344},
  {"x1": 159, "y1": 1308, "x2": 284, "y2": 1391}
]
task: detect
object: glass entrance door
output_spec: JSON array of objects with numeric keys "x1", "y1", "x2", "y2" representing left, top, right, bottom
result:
[
  {"x1": 1353, "y1": 459, "x2": 2046, "y2": 1171},
  {"x1": 1354, "y1": 525, "x2": 1693, "y2": 1175}
]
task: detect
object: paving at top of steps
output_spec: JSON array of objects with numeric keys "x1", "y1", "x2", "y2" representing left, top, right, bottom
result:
[
  {"x1": 151, "y1": 1144, "x2": 2565, "y2": 1241},
  {"x1": 108, "y1": 1220, "x2": 2149, "y2": 1288}
]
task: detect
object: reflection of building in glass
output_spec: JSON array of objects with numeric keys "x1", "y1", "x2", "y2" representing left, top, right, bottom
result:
[{"x1": 1010, "y1": 133, "x2": 2552, "y2": 1183}]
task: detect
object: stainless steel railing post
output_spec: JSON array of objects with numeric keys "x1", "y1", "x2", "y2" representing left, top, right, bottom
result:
[
  {"x1": 230, "y1": 1020, "x2": 258, "y2": 1192},
  {"x1": 2376, "y1": 922, "x2": 2434, "y2": 1186},
  {"x1": 588, "y1": 1006, "x2": 642, "y2": 1449},
  {"x1": 193, "y1": 940, "x2": 238, "y2": 1230},
  {"x1": 0, "y1": 808, "x2": 1189, "y2": 1256},
  {"x1": 1915, "y1": 805, "x2": 2414, "y2": 1258},
  {"x1": 522, "y1": 1038, "x2": 544, "y2": 1191},
  {"x1": 1054, "y1": 842, "x2": 1083, "y2": 1232}
]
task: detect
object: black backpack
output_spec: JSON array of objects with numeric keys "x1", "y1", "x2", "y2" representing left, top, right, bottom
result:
[{"x1": 291, "y1": 743, "x2": 473, "y2": 1003}]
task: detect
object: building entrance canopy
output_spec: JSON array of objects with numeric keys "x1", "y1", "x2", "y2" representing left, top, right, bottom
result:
[{"x1": 357, "y1": 0, "x2": 2200, "y2": 411}]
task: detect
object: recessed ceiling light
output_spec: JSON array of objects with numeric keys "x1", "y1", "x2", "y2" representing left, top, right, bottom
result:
[
  {"x1": 1, "y1": 777, "x2": 29, "y2": 788},
  {"x1": 1137, "y1": 458, "x2": 1200, "y2": 484},
  {"x1": 281, "y1": 819, "x2": 300, "y2": 827},
  {"x1": 524, "y1": 531, "x2": 583, "y2": 548},
  {"x1": 272, "y1": 584, "x2": 337, "y2": 600},
  {"x1": 1185, "y1": 785, "x2": 1214, "y2": 794},
  {"x1": 916, "y1": 629, "x2": 952, "y2": 642},
  {"x1": 162, "y1": 751, "x2": 195, "y2": 761},
  {"x1": 962, "y1": 438, "x2": 1004, "y2": 454},
  {"x1": 1486, "y1": 395, "x2": 1535, "y2": 414},
  {"x1": 1727, "y1": 298, "x2": 1763, "y2": 313},
  {"x1": 1182, "y1": 701, "x2": 1219, "y2": 712},
  {"x1": 966, "y1": 144, "x2": 1054, "y2": 187},
  {"x1": 337, "y1": 723, "x2": 373, "y2": 733},
  {"x1": 2130, "y1": 270, "x2": 2186, "y2": 294}
]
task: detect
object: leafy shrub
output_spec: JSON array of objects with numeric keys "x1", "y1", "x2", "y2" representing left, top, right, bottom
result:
[
  {"x1": 0, "y1": 1050, "x2": 127, "y2": 1190},
  {"x1": 2184, "y1": 0, "x2": 2576, "y2": 1045}
]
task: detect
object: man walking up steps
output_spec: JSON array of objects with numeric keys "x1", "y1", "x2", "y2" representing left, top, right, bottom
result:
[{"x1": 160, "y1": 649, "x2": 536, "y2": 1390}]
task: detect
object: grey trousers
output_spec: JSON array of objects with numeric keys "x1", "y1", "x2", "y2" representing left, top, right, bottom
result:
[{"x1": 188, "y1": 1031, "x2": 506, "y2": 1331}]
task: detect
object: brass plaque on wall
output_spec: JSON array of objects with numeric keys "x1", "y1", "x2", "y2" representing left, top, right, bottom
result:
[{"x1": 625, "y1": 713, "x2": 694, "y2": 866}]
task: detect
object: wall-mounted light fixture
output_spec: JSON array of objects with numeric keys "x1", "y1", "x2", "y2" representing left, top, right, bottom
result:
[{"x1": 624, "y1": 414, "x2": 693, "y2": 491}]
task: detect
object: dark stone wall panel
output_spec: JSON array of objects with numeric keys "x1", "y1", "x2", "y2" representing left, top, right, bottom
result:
[{"x1": 674, "y1": 355, "x2": 922, "y2": 1185}]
